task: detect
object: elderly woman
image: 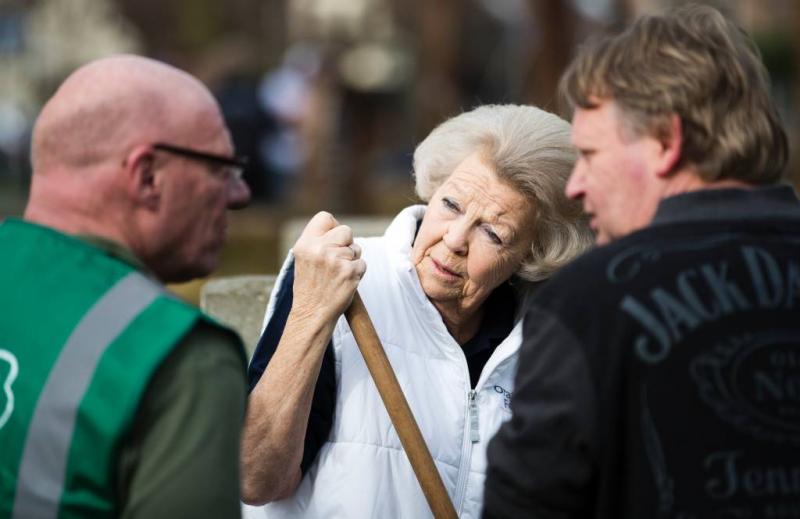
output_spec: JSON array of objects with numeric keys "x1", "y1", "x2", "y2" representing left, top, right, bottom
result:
[{"x1": 241, "y1": 104, "x2": 592, "y2": 518}]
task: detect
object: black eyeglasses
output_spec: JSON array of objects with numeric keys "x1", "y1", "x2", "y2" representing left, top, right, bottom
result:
[{"x1": 153, "y1": 142, "x2": 248, "y2": 180}]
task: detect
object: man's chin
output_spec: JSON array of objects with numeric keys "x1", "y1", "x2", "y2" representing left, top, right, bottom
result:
[
  {"x1": 595, "y1": 234, "x2": 611, "y2": 246},
  {"x1": 157, "y1": 258, "x2": 218, "y2": 285}
]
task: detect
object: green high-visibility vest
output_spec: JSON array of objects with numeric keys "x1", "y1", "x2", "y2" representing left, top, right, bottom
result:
[{"x1": 0, "y1": 219, "x2": 229, "y2": 518}]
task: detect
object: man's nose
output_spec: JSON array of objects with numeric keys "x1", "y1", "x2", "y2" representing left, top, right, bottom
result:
[
  {"x1": 227, "y1": 177, "x2": 251, "y2": 209},
  {"x1": 564, "y1": 165, "x2": 585, "y2": 200}
]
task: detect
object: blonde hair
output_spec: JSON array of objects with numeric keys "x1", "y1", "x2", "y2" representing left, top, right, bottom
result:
[
  {"x1": 413, "y1": 104, "x2": 592, "y2": 282},
  {"x1": 560, "y1": 4, "x2": 788, "y2": 184}
]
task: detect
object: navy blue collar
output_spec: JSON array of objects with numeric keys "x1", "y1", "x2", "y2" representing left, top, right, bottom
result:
[
  {"x1": 461, "y1": 281, "x2": 516, "y2": 356},
  {"x1": 651, "y1": 185, "x2": 800, "y2": 227}
]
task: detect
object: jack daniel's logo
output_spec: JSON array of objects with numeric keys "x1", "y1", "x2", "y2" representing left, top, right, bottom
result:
[
  {"x1": 705, "y1": 450, "x2": 800, "y2": 500},
  {"x1": 692, "y1": 333, "x2": 800, "y2": 445},
  {"x1": 615, "y1": 245, "x2": 800, "y2": 364}
]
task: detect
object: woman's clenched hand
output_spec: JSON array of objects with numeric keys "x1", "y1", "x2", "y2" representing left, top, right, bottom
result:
[{"x1": 291, "y1": 211, "x2": 367, "y2": 322}]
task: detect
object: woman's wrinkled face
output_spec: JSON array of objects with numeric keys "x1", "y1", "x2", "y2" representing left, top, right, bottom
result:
[{"x1": 411, "y1": 152, "x2": 536, "y2": 314}]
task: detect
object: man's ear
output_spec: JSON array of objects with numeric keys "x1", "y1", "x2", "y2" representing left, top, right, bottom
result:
[
  {"x1": 123, "y1": 145, "x2": 160, "y2": 209},
  {"x1": 654, "y1": 114, "x2": 683, "y2": 178}
]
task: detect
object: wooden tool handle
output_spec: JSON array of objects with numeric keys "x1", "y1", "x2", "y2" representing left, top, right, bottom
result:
[{"x1": 345, "y1": 292, "x2": 459, "y2": 519}]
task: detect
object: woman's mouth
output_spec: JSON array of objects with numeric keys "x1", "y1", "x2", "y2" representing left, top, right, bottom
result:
[{"x1": 431, "y1": 258, "x2": 461, "y2": 279}]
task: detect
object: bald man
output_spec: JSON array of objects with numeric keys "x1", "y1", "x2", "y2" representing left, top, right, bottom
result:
[{"x1": 0, "y1": 55, "x2": 251, "y2": 518}]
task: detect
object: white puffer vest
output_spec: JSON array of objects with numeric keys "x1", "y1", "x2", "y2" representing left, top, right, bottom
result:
[{"x1": 244, "y1": 206, "x2": 531, "y2": 519}]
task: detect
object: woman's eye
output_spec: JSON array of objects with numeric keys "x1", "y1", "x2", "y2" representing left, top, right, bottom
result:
[
  {"x1": 442, "y1": 198, "x2": 459, "y2": 212},
  {"x1": 485, "y1": 228, "x2": 503, "y2": 245}
]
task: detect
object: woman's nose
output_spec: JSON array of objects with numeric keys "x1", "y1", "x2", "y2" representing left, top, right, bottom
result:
[{"x1": 443, "y1": 220, "x2": 469, "y2": 255}]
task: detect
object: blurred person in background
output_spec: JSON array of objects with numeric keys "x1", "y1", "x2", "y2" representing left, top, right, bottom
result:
[
  {"x1": 0, "y1": 55, "x2": 251, "y2": 518},
  {"x1": 483, "y1": 5, "x2": 797, "y2": 518},
  {"x1": 241, "y1": 104, "x2": 592, "y2": 518}
]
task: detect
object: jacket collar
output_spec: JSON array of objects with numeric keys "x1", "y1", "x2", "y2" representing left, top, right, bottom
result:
[{"x1": 651, "y1": 185, "x2": 800, "y2": 227}]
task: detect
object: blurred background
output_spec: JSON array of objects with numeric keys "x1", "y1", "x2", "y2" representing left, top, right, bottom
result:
[{"x1": 0, "y1": 0, "x2": 797, "y2": 301}]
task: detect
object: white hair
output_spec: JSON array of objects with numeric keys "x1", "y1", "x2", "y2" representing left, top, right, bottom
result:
[{"x1": 413, "y1": 104, "x2": 592, "y2": 282}]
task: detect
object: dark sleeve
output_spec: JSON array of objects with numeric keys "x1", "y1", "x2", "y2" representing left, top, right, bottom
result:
[
  {"x1": 483, "y1": 305, "x2": 596, "y2": 519},
  {"x1": 247, "y1": 259, "x2": 337, "y2": 475},
  {"x1": 118, "y1": 322, "x2": 247, "y2": 519}
]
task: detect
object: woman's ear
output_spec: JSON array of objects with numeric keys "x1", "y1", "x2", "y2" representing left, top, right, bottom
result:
[{"x1": 122, "y1": 145, "x2": 160, "y2": 210}]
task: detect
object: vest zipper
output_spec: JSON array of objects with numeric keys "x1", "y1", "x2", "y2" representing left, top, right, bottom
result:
[
  {"x1": 454, "y1": 389, "x2": 477, "y2": 513},
  {"x1": 452, "y1": 312, "x2": 523, "y2": 513},
  {"x1": 468, "y1": 390, "x2": 480, "y2": 443}
]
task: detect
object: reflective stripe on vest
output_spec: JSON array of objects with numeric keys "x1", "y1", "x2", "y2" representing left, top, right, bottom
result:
[{"x1": 12, "y1": 272, "x2": 161, "y2": 519}]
